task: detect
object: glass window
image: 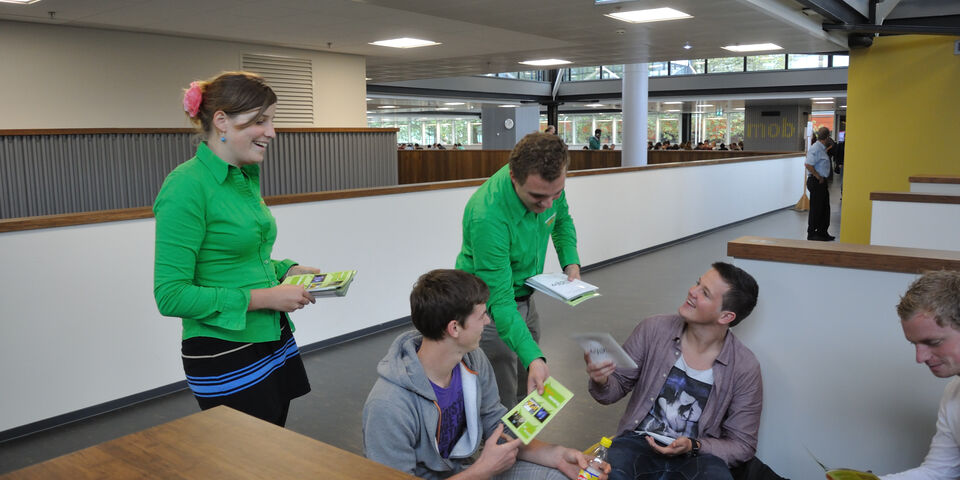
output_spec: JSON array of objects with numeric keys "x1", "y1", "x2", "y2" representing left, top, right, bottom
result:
[
  {"x1": 574, "y1": 116, "x2": 594, "y2": 143},
  {"x1": 746, "y1": 54, "x2": 785, "y2": 71},
  {"x1": 788, "y1": 54, "x2": 828, "y2": 69},
  {"x1": 670, "y1": 59, "x2": 705, "y2": 75},
  {"x1": 659, "y1": 113, "x2": 680, "y2": 143},
  {"x1": 832, "y1": 55, "x2": 849, "y2": 67},
  {"x1": 516, "y1": 70, "x2": 540, "y2": 81},
  {"x1": 648, "y1": 62, "x2": 669, "y2": 77},
  {"x1": 707, "y1": 57, "x2": 744, "y2": 73},
  {"x1": 729, "y1": 112, "x2": 744, "y2": 143},
  {"x1": 438, "y1": 120, "x2": 454, "y2": 144},
  {"x1": 602, "y1": 64, "x2": 624, "y2": 79},
  {"x1": 558, "y1": 117, "x2": 573, "y2": 144},
  {"x1": 569, "y1": 66, "x2": 601, "y2": 81}
]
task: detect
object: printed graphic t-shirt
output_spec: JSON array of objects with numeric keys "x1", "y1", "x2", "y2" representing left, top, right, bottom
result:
[{"x1": 637, "y1": 355, "x2": 714, "y2": 443}]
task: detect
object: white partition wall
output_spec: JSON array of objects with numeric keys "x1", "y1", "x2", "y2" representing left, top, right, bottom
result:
[
  {"x1": 871, "y1": 198, "x2": 960, "y2": 250},
  {"x1": 733, "y1": 258, "x2": 945, "y2": 479},
  {"x1": 910, "y1": 182, "x2": 960, "y2": 195},
  {"x1": 0, "y1": 155, "x2": 803, "y2": 435}
]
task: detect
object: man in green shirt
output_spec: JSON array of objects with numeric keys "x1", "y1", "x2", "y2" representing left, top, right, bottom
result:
[
  {"x1": 589, "y1": 129, "x2": 602, "y2": 150},
  {"x1": 456, "y1": 132, "x2": 580, "y2": 406}
]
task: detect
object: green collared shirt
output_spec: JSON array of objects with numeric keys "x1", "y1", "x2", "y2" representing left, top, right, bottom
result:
[
  {"x1": 455, "y1": 164, "x2": 579, "y2": 367},
  {"x1": 153, "y1": 142, "x2": 297, "y2": 342}
]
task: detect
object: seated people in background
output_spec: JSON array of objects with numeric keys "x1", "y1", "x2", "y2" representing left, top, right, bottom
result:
[
  {"x1": 545, "y1": 125, "x2": 557, "y2": 135},
  {"x1": 363, "y1": 269, "x2": 608, "y2": 480},
  {"x1": 719, "y1": 143, "x2": 728, "y2": 151},
  {"x1": 879, "y1": 271, "x2": 960, "y2": 480},
  {"x1": 585, "y1": 262, "x2": 762, "y2": 480},
  {"x1": 610, "y1": 144, "x2": 616, "y2": 150},
  {"x1": 729, "y1": 142, "x2": 741, "y2": 151},
  {"x1": 602, "y1": 144, "x2": 609, "y2": 150},
  {"x1": 648, "y1": 141, "x2": 654, "y2": 150},
  {"x1": 654, "y1": 142, "x2": 662, "y2": 150},
  {"x1": 589, "y1": 129, "x2": 602, "y2": 150}
]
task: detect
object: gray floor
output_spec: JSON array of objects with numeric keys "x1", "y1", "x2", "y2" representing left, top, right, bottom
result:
[{"x1": 0, "y1": 178, "x2": 842, "y2": 474}]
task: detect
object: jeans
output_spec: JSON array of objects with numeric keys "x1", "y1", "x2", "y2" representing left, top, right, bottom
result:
[{"x1": 608, "y1": 432, "x2": 733, "y2": 480}]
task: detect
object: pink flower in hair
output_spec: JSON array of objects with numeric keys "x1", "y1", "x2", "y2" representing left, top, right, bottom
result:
[{"x1": 183, "y1": 81, "x2": 203, "y2": 118}]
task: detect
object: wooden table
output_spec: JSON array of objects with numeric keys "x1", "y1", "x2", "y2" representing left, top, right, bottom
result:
[{"x1": 1, "y1": 406, "x2": 420, "y2": 479}]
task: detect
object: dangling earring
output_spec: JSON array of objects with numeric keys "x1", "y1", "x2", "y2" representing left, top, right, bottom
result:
[{"x1": 219, "y1": 132, "x2": 226, "y2": 143}]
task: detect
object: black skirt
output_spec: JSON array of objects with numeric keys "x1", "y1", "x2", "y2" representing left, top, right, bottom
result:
[{"x1": 181, "y1": 316, "x2": 311, "y2": 426}]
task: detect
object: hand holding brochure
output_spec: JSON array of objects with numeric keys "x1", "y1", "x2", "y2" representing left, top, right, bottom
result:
[
  {"x1": 282, "y1": 270, "x2": 357, "y2": 298},
  {"x1": 525, "y1": 273, "x2": 600, "y2": 306},
  {"x1": 571, "y1": 333, "x2": 638, "y2": 369},
  {"x1": 807, "y1": 447, "x2": 879, "y2": 480},
  {"x1": 500, "y1": 377, "x2": 573, "y2": 444}
]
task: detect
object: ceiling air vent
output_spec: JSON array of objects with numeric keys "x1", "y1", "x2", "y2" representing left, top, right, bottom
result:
[{"x1": 242, "y1": 53, "x2": 314, "y2": 125}]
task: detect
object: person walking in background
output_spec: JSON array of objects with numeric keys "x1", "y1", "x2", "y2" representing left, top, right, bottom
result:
[
  {"x1": 154, "y1": 72, "x2": 321, "y2": 426},
  {"x1": 589, "y1": 129, "x2": 602, "y2": 150},
  {"x1": 805, "y1": 127, "x2": 834, "y2": 241}
]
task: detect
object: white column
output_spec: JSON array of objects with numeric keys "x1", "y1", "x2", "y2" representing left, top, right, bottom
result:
[{"x1": 622, "y1": 63, "x2": 648, "y2": 166}]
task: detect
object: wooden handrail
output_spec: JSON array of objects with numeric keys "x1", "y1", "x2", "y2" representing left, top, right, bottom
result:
[
  {"x1": 0, "y1": 127, "x2": 398, "y2": 136},
  {"x1": 0, "y1": 154, "x2": 802, "y2": 233},
  {"x1": 909, "y1": 174, "x2": 960, "y2": 184},
  {"x1": 870, "y1": 191, "x2": 960, "y2": 204},
  {"x1": 727, "y1": 236, "x2": 960, "y2": 274}
]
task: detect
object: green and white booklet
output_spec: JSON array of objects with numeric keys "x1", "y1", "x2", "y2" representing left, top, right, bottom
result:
[
  {"x1": 525, "y1": 273, "x2": 600, "y2": 306},
  {"x1": 282, "y1": 270, "x2": 357, "y2": 298},
  {"x1": 501, "y1": 377, "x2": 574, "y2": 444}
]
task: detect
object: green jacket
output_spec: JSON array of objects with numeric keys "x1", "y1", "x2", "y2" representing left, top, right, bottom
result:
[
  {"x1": 455, "y1": 164, "x2": 579, "y2": 366},
  {"x1": 153, "y1": 142, "x2": 296, "y2": 342}
]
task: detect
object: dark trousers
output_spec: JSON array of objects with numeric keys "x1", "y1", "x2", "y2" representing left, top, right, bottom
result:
[
  {"x1": 806, "y1": 175, "x2": 830, "y2": 236},
  {"x1": 608, "y1": 432, "x2": 733, "y2": 480}
]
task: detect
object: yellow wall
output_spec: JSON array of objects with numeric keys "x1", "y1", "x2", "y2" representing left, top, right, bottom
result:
[{"x1": 841, "y1": 35, "x2": 960, "y2": 243}]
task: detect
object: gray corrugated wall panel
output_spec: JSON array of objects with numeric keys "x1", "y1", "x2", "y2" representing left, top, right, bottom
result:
[{"x1": 0, "y1": 131, "x2": 397, "y2": 219}]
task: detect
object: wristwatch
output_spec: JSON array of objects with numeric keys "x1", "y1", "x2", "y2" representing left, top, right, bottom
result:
[{"x1": 690, "y1": 438, "x2": 701, "y2": 457}]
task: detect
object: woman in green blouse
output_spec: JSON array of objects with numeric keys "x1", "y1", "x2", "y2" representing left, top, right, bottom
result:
[{"x1": 154, "y1": 72, "x2": 320, "y2": 426}]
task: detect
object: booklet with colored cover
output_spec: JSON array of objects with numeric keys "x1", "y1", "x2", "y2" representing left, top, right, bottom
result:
[
  {"x1": 501, "y1": 377, "x2": 574, "y2": 444},
  {"x1": 525, "y1": 273, "x2": 600, "y2": 306},
  {"x1": 281, "y1": 270, "x2": 357, "y2": 298},
  {"x1": 571, "y1": 332, "x2": 638, "y2": 369},
  {"x1": 808, "y1": 448, "x2": 879, "y2": 480}
]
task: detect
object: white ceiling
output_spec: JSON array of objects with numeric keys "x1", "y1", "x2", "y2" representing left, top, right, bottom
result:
[{"x1": 0, "y1": 0, "x2": 855, "y2": 82}]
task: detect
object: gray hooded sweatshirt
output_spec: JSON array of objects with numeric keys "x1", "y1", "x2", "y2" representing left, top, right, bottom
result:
[{"x1": 362, "y1": 330, "x2": 507, "y2": 479}]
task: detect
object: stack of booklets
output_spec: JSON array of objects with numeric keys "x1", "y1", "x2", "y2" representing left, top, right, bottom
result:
[
  {"x1": 525, "y1": 273, "x2": 600, "y2": 306},
  {"x1": 281, "y1": 270, "x2": 357, "y2": 298}
]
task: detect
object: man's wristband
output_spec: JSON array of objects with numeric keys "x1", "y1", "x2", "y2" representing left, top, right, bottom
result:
[{"x1": 690, "y1": 438, "x2": 700, "y2": 457}]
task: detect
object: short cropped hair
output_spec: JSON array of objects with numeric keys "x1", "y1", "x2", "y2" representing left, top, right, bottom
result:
[
  {"x1": 712, "y1": 261, "x2": 759, "y2": 327},
  {"x1": 897, "y1": 271, "x2": 960, "y2": 330},
  {"x1": 509, "y1": 132, "x2": 570, "y2": 184},
  {"x1": 817, "y1": 127, "x2": 831, "y2": 141},
  {"x1": 410, "y1": 269, "x2": 490, "y2": 340}
]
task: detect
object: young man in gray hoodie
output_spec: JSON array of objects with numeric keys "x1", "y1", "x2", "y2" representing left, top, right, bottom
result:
[{"x1": 362, "y1": 269, "x2": 608, "y2": 480}]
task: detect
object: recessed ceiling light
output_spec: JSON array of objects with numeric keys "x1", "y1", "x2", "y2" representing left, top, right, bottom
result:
[
  {"x1": 378, "y1": 105, "x2": 398, "y2": 109},
  {"x1": 697, "y1": 104, "x2": 714, "y2": 107},
  {"x1": 663, "y1": 101, "x2": 682, "y2": 105},
  {"x1": 499, "y1": 104, "x2": 518, "y2": 108},
  {"x1": 840, "y1": 105, "x2": 847, "y2": 108},
  {"x1": 814, "y1": 101, "x2": 835, "y2": 104},
  {"x1": 444, "y1": 102, "x2": 465, "y2": 106},
  {"x1": 585, "y1": 103, "x2": 605, "y2": 107},
  {"x1": 811, "y1": 97, "x2": 834, "y2": 100},
  {"x1": 722, "y1": 43, "x2": 782, "y2": 52},
  {"x1": 0, "y1": 0, "x2": 42, "y2": 3},
  {"x1": 605, "y1": 7, "x2": 692, "y2": 24},
  {"x1": 683, "y1": 42, "x2": 692, "y2": 50},
  {"x1": 369, "y1": 37, "x2": 441, "y2": 49},
  {"x1": 666, "y1": 109, "x2": 681, "y2": 112},
  {"x1": 519, "y1": 59, "x2": 571, "y2": 66},
  {"x1": 365, "y1": 77, "x2": 372, "y2": 81},
  {"x1": 435, "y1": 107, "x2": 451, "y2": 111},
  {"x1": 734, "y1": 107, "x2": 745, "y2": 110}
]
